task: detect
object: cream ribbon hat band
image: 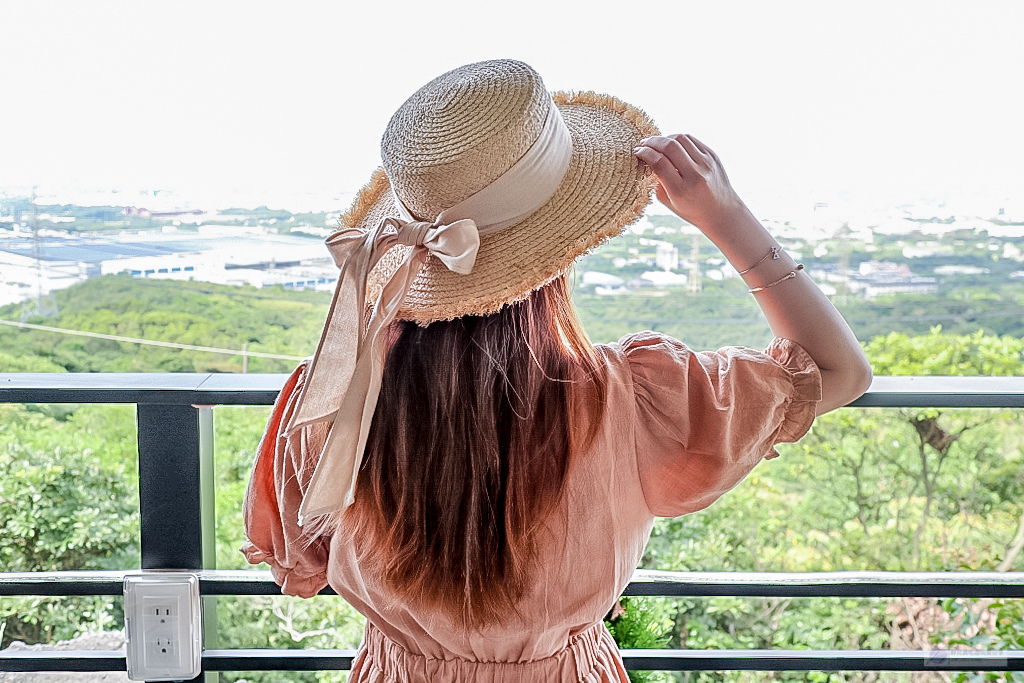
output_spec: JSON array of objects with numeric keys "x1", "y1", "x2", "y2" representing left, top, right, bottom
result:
[{"x1": 288, "y1": 103, "x2": 575, "y2": 524}]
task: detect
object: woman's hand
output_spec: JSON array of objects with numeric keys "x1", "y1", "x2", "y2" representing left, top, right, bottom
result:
[
  {"x1": 634, "y1": 134, "x2": 745, "y2": 233},
  {"x1": 635, "y1": 133, "x2": 873, "y2": 415}
]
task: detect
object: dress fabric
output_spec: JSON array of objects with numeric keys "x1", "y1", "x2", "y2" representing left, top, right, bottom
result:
[{"x1": 242, "y1": 331, "x2": 821, "y2": 682}]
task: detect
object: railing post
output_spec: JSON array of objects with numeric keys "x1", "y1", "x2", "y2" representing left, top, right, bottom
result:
[
  {"x1": 137, "y1": 404, "x2": 204, "y2": 570},
  {"x1": 197, "y1": 406, "x2": 219, "y2": 683},
  {"x1": 136, "y1": 403, "x2": 206, "y2": 683}
]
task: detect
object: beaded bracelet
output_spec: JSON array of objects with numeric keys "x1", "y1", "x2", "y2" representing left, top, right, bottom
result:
[
  {"x1": 748, "y1": 264, "x2": 805, "y2": 293},
  {"x1": 737, "y1": 246, "x2": 781, "y2": 275}
]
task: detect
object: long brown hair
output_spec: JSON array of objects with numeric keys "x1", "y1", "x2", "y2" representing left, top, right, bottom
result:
[{"x1": 341, "y1": 275, "x2": 606, "y2": 626}]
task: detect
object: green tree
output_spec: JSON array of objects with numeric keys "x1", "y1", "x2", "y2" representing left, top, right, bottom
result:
[{"x1": 0, "y1": 403, "x2": 139, "y2": 647}]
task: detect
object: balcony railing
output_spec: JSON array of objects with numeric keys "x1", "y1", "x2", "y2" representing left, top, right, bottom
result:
[{"x1": 2, "y1": 373, "x2": 1024, "y2": 680}]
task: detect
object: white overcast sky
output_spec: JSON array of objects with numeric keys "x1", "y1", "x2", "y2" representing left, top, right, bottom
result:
[{"x1": 1, "y1": 0, "x2": 1022, "y2": 211}]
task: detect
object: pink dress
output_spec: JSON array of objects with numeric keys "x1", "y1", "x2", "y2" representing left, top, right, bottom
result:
[{"x1": 242, "y1": 332, "x2": 821, "y2": 682}]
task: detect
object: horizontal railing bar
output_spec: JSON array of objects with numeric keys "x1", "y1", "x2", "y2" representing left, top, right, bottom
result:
[
  {"x1": 202, "y1": 648, "x2": 355, "y2": 671},
  {"x1": 623, "y1": 569, "x2": 1024, "y2": 597},
  {"x1": 202, "y1": 648, "x2": 1024, "y2": 672},
  {"x1": 5, "y1": 569, "x2": 1024, "y2": 598},
  {"x1": 0, "y1": 650, "x2": 126, "y2": 673},
  {"x1": 0, "y1": 570, "x2": 125, "y2": 596},
  {"x1": 852, "y1": 376, "x2": 1024, "y2": 408},
  {"x1": 2, "y1": 648, "x2": 1022, "y2": 672},
  {"x1": 618, "y1": 649, "x2": 1024, "y2": 672},
  {"x1": 0, "y1": 372, "x2": 289, "y2": 405},
  {"x1": 1, "y1": 374, "x2": 1024, "y2": 408}
]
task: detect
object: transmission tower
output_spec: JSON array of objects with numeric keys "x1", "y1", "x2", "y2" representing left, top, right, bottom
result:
[
  {"x1": 20, "y1": 189, "x2": 60, "y2": 321},
  {"x1": 686, "y1": 234, "x2": 702, "y2": 294},
  {"x1": 832, "y1": 222, "x2": 853, "y2": 306}
]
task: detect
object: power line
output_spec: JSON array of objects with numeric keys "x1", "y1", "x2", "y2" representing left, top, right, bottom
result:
[{"x1": 0, "y1": 319, "x2": 306, "y2": 360}]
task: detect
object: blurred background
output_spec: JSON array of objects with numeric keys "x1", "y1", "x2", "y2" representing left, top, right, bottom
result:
[{"x1": 2, "y1": 0, "x2": 1022, "y2": 212}]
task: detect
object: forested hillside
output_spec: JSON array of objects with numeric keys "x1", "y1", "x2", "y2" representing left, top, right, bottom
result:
[
  {"x1": 2, "y1": 275, "x2": 1024, "y2": 683},
  {"x1": 0, "y1": 275, "x2": 330, "y2": 373}
]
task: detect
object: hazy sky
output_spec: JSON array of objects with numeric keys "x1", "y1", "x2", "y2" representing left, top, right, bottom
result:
[{"x1": 1, "y1": 0, "x2": 1022, "y2": 210}]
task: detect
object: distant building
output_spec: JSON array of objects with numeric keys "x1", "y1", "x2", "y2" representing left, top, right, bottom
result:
[
  {"x1": 655, "y1": 243, "x2": 679, "y2": 271},
  {"x1": 638, "y1": 271, "x2": 688, "y2": 287},
  {"x1": 933, "y1": 265, "x2": 989, "y2": 276},
  {"x1": 858, "y1": 260, "x2": 910, "y2": 276},
  {"x1": 0, "y1": 245, "x2": 100, "y2": 305},
  {"x1": 847, "y1": 274, "x2": 937, "y2": 298},
  {"x1": 0, "y1": 230, "x2": 334, "y2": 304},
  {"x1": 842, "y1": 260, "x2": 937, "y2": 299},
  {"x1": 581, "y1": 271, "x2": 625, "y2": 287},
  {"x1": 902, "y1": 242, "x2": 954, "y2": 258},
  {"x1": 594, "y1": 285, "x2": 629, "y2": 296}
]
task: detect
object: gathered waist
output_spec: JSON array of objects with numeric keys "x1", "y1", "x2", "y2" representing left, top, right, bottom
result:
[{"x1": 349, "y1": 620, "x2": 628, "y2": 683}]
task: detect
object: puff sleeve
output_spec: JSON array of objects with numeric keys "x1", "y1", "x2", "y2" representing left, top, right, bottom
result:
[
  {"x1": 622, "y1": 332, "x2": 821, "y2": 518},
  {"x1": 241, "y1": 361, "x2": 331, "y2": 598}
]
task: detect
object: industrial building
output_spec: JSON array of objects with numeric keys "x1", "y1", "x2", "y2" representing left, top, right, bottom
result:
[{"x1": 0, "y1": 226, "x2": 335, "y2": 306}]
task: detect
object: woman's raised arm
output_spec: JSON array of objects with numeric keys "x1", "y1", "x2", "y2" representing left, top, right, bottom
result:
[{"x1": 634, "y1": 134, "x2": 872, "y2": 414}]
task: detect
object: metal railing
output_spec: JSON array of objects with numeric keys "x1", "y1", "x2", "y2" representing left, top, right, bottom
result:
[{"x1": 2, "y1": 373, "x2": 1024, "y2": 680}]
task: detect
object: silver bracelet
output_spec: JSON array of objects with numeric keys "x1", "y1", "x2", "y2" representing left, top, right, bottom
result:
[
  {"x1": 748, "y1": 264, "x2": 804, "y2": 293},
  {"x1": 737, "y1": 246, "x2": 781, "y2": 275}
]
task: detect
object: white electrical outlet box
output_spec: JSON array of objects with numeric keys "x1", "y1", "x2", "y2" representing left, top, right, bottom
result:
[{"x1": 123, "y1": 572, "x2": 202, "y2": 681}]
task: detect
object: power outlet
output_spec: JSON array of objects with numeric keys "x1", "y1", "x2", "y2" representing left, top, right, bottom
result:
[
  {"x1": 147, "y1": 635, "x2": 178, "y2": 664},
  {"x1": 124, "y1": 573, "x2": 202, "y2": 681}
]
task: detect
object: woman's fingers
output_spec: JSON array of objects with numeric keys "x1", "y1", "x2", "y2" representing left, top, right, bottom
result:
[
  {"x1": 636, "y1": 135, "x2": 707, "y2": 200},
  {"x1": 680, "y1": 133, "x2": 709, "y2": 155},
  {"x1": 634, "y1": 146, "x2": 687, "y2": 196},
  {"x1": 685, "y1": 134, "x2": 722, "y2": 164},
  {"x1": 641, "y1": 136, "x2": 699, "y2": 176},
  {"x1": 670, "y1": 134, "x2": 709, "y2": 166}
]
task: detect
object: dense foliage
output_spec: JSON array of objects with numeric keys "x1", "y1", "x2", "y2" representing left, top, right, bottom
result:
[
  {"x1": 0, "y1": 403, "x2": 138, "y2": 645},
  {"x1": 0, "y1": 275, "x2": 329, "y2": 373},
  {"x1": 2, "y1": 274, "x2": 1024, "y2": 682}
]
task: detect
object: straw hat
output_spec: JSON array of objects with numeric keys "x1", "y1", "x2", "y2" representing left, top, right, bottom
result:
[
  {"x1": 343, "y1": 58, "x2": 659, "y2": 324},
  {"x1": 290, "y1": 60, "x2": 659, "y2": 522}
]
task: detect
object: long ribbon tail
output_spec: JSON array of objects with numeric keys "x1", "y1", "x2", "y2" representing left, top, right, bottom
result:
[
  {"x1": 297, "y1": 248, "x2": 427, "y2": 524},
  {"x1": 285, "y1": 229, "x2": 374, "y2": 434}
]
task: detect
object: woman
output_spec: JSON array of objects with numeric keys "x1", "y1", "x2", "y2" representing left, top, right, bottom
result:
[{"x1": 243, "y1": 59, "x2": 872, "y2": 682}]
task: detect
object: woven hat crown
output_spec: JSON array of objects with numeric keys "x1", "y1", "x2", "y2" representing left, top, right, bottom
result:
[{"x1": 381, "y1": 60, "x2": 551, "y2": 221}]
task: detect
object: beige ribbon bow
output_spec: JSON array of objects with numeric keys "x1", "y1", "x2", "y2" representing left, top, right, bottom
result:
[{"x1": 287, "y1": 215, "x2": 480, "y2": 525}]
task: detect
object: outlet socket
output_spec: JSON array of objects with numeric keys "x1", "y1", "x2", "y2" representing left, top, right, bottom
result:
[{"x1": 124, "y1": 573, "x2": 202, "y2": 681}]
